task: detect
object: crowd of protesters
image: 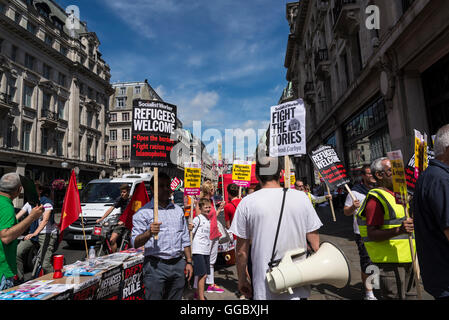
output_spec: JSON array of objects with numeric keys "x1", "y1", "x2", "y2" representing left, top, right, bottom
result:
[{"x1": 1, "y1": 124, "x2": 448, "y2": 301}]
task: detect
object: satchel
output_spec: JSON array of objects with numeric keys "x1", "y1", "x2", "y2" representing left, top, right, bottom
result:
[{"x1": 217, "y1": 219, "x2": 231, "y2": 244}]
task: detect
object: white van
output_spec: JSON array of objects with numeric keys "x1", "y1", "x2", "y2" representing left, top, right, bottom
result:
[{"x1": 63, "y1": 173, "x2": 153, "y2": 246}]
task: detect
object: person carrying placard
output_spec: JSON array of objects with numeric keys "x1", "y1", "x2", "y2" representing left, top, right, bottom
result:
[
  {"x1": 131, "y1": 172, "x2": 193, "y2": 300},
  {"x1": 413, "y1": 124, "x2": 449, "y2": 300},
  {"x1": 356, "y1": 158, "x2": 417, "y2": 300},
  {"x1": 343, "y1": 164, "x2": 377, "y2": 300},
  {"x1": 230, "y1": 154, "x2": 323, "y2": 300}
]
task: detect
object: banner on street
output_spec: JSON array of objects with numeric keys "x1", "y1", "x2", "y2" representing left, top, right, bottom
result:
[
  {"x1": 269, "y1": 99, "x2": 306, "y2": 157},
  {"x1": 184, "y1": 163, "x2": 201, "y2": 196},
  {"x1": 130, "y1": 99, "x2": 177, "y2": 168},
  {"x1": 309, "y1": 145, "x2": 350, "y2": 190},
  {"x1": 232, "y1": 160, "x2": 252, "y2": 187}
]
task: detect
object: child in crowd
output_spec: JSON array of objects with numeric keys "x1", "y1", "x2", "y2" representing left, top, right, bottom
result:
[{"x1": 190, "y1": 198, "x2": 212, "y2": 300}]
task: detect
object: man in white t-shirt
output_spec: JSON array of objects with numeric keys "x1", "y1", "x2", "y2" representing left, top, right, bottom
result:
[
  {"x1": 343, "y1": 164, "x2": 377, "y2": 300},
  {"x1": 230, "y1": 155, "x2": 323, "y2": 300}
]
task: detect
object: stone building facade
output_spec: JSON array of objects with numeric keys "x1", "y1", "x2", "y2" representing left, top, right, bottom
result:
[
  {"x1": 284, "y1": 0, "x2": 449, "y2": 185},
  {"x1": 0, "y1": 0, "x2": 114, "y2": 200}
]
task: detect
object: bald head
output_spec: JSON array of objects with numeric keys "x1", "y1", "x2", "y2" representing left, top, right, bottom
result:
[{"x1": 434, "y1": 124, "x2": 449, "y2": 160}]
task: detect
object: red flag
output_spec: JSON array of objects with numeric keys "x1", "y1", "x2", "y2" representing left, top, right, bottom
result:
[
  {"x1": 59, "y1": 170, "x2": 82, "y2": 232},
  {"x1": 119, "y1": 182, "x2": 150, "y2": 230}
]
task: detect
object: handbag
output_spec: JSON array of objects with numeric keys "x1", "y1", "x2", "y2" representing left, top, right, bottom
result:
[{"x1": 217, "y1": 219, "x2": 231, "y2": 244}]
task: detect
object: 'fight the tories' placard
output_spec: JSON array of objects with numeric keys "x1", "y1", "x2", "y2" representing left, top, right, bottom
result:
[
  {"x1": 269, "y1": 99, "x2": 306, "y2": 157},
  {"x1": 131, "y1": 99, "x2": 177, "y2": 168}
]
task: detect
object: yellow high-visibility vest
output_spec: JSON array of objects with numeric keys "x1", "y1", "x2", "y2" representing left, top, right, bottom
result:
[
  {"x1": 357, "y1": 188, "x2": 415, "y2": 263},
  {"x1": 306, "y1": 192, "x2": 316, "y2": 208}
]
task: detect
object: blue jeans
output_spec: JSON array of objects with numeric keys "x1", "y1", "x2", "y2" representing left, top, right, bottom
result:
[
  {"x1": 0, "y1": 275, "x2": 14, "y2": 291},
  {"x1": 143, "y1": 256, "x2": 186, "y2": 300}
]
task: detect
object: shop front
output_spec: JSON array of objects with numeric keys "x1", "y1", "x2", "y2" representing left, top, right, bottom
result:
[{"x1": 343, "y1": 96, "x2": 392, "y2": 181}]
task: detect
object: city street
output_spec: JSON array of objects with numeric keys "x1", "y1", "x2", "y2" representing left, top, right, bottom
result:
[{"x1": 35, "y1": 205, "x2": 433, "y2": 300}]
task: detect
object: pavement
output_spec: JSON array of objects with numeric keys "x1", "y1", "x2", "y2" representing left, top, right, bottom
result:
[{"x1": 204, "y1": 204, "x2": 435, "y2": 300}]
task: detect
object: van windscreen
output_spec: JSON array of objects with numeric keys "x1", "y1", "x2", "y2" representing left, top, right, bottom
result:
[{"x1": 80, "y1": 183, "x2": 123, "y2": 203}]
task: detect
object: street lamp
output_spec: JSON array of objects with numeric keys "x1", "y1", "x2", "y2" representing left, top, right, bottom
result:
[{"x1": 61, "y1": 161, "x2": 69, "y2": 169}]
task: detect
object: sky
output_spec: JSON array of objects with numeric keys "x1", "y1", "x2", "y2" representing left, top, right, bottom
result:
[{"x1": 58, "y1": 0, "x2": 291, "y2": 160}]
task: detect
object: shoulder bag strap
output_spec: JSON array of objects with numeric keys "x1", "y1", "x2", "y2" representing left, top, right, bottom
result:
[
  {"x1": 192, "y1": 215, "x2": 203, "y2": 240},
  {"x1": 268, "y1": 188, "x2": 289, "y2": 270}
]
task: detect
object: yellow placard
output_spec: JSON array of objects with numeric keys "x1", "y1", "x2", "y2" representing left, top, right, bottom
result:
[
  {"x1": 290, "y1": 173, "x2": 296, "y2": 188},
  {"x1": 388, "y1": 150, "x2": 408, "y2": 205},
  {"x1": 184, "y1": 167, "x2": 201, "y2": 189},
  {"x1": 232, "y1": 161, "x2": 252, "y2": 186}
]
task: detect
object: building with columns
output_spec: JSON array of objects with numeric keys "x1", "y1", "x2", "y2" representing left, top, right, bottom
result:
[
  {"x1": 283, "y1": 0, "x2": 449, "y2": 185},
  {"x1": 0, "y1": 0, "x2": 114, "y2": 206}
]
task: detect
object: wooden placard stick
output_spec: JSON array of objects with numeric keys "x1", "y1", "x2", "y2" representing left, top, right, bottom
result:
[
  {"x1": 238, "y1": 186, "x2": 242, "y2": 199},
  {"x1": 404, "y1": 202, "x2": 423, "y2": 300},
  {"x1": 284, "y1": 156, "x2": 291, "y2": 188},
  {"x1": 344, "y1": 183, "x2": 357, "y2": 203},
  {"x1": 189, "y1": 195, "x2": 194, "y2": 243},
  {"x1": 153, "y1": 167, "x2": 159, "y2": 240},
  {"x1": 325, "y1": 183, "x2": 336, "y2": 222}
]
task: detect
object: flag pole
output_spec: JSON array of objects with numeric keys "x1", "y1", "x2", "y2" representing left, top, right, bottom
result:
[{"x1": 80, "y1": 211, "x2": 89, "y2": 259}]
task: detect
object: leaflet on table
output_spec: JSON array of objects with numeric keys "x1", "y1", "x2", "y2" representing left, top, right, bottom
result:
[
  {"x1": 0, "y1": 290, "x2": 53, "y2": 300},
  {"x1": 16, "y1": 279, "x2": 54, "y2": 292},
  {"x1": 63, "y1": 260, "x2": 104, "y2": 276}
]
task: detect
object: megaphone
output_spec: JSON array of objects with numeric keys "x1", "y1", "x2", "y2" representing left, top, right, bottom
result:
[{"x1": 266, "y1": 241, "x2": 351, "y2": 295}]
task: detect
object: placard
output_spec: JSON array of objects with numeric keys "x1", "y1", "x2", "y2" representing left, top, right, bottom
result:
[
  {"x1": 387, "y1": 150, "x2": 408, "y2": 205},
  {"x1": 269, "y1": 99, "x2": 306, "y2": 157},
  {"x1": 131, "y1": 99, "x2": 177, "y2": 167},
  {"x1": 119, "y1": 256, "x2": 145, "y2": 300},
  {"x1": 95, "y1": 265, "x2": 123, "y2": 300},
  {"x1": 170, "y1": 177, "x2": 182, "y2": 191},
  {"x1": 73, "y1": 276, "x2": 100, "y2": 300},
  {"x1": 232, "y1": 160, "x2": 252, "y2": 187},
  {"x1": 290, "y1": 172, "x2": 296, "y2": 189},
  {"x1": 184, "y1": 163, "x2": 201, "y2": 196},
  {"x1": 309, "y1": 145, "x2": 350, "y2": 190}
]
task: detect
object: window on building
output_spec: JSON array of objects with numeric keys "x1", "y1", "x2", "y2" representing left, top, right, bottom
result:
[
  {"x1": 0, "y1": 3, "x2": 5, "y2": 14},
  {"x1": 21, "y1": 122, "x2": 32, "y2": 151},
  {"x1": 122, "y1": 112, "x2": 130, "y2": 122},
  {"x1": 60, "y1": 45, "x2": 68, "y2": 56},
  {"x1": 53, "y1": 18, "x2": 64, "y2": 31},
  {"x1": 88, "y1": 87, "x2": 93, "y2": 99},
  {"x1": 119, "y1": 87, "x2": 126, "y2": 95},
  {"x1": 27, "y1": 21, "x2": 37, "y2": 34},
  {"x1": 22, "y1": 84, "x2": 33, "y2": 108},
  {"x1": 45, "y1": 34, "x2": 53, "y2": 46},
  {"x1": 87, "y1": 137, "x2": 93, "y2": 158},
  {"x1": 56, "y1": 132, "x2": 64, "y2": 156},
  {"x1": 110, "y1": 146, "x2": 117, "y2": 159},
  {"x1": 58, "y1": 99, "x2": 65, "y2": 119},
  {"x1": 110, "y1": 113, "x2": 117, "y2": 122},
  {"x1": 43, "y1": 92, "x2": 51, "y2": 110},
  {"x1": 0, "y1": 38, "x2": 3, "y2": 53},
  {"x1": 87, "y1": 111, "x2": 93, "y2": 127},
  {"x1": 110, "y1": 129, "x2": 117, "y2": 141},
  {"x1": 24, "y1": 53, "x2": 35, "y2": 70},
  {"x1": 123, "y1": 145, "x2": 130, "y2": 159},
  {"x1": 79, "y1": 82, "x2": 84, "y2": 95},
  {"x1": 122, "y1": 129, "x2": 130, "y2": 140},
  {"x1": 8, "y1": 78, "x2": 16, "y2": 101},
  {"x1": 116, "y1": 97, "x2": 125, "y2": 108},
  {"x1": 41, "y1": 128, "x2": 48, "y2": 154},
  {"x1": 43, "y1": 64, "x2": 51, "y2": 79},
  {"x1": 135, "y1": 86, "x2": 141, "y2": 94},
  {"x1": 11, "y1": 45, "x2": 17, "y2": 62},
  {"x1": 14, "y1": 12, "x2": 21, "y2": 24},
  {"x1": 58, "y1": 72, "x2": 66, "y2": 87}
]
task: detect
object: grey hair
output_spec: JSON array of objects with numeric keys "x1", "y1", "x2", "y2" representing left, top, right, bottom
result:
[
  {"x1": 0, "y1": 173, "x2": 22, "y2": 194},
  {"x1": 434, "y1": 124, "x2": 449, "y2": 157},
  {"x1": 371, "y1": 157, "x2": 388, "y2": 180}
]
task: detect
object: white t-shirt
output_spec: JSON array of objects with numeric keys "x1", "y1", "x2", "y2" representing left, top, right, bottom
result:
[
  {"x1": 191, "y1": 214, "x2": 211, "y2": 255},
  {"x1": 344, "y1": 190, "x2": 366, "y2": 235},
  {"x1": 23, "y1": 202, "x2": 57, "y2": 234},
  {"x1": 230, "y1": 188, "x2": 323, "y2": 300}
]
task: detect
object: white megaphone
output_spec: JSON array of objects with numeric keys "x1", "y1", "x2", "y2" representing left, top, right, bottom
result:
[{"x1": 266, "y1": 241, "x2": 351, "y2": 295}]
